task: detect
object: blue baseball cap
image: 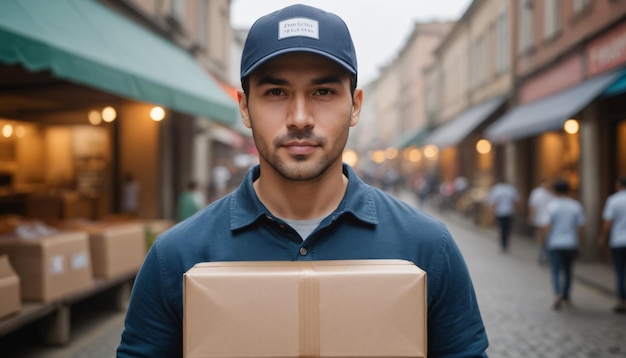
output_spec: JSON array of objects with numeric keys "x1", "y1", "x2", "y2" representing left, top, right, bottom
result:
[{"x1": 240, "y1": 4, "x2": 358, "y2": 80}]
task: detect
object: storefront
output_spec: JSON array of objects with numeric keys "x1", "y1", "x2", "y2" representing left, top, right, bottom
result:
[
  {"x1": 485, "y1": 19, "x2": 626, "y2": 257},
  {"x1": 0, "y1": 0, "x2": 238, "y2": 221}
]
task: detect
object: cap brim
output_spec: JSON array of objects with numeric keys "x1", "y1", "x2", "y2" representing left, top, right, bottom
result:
[{"x1": 241, "y1": 47, "x2": 357, "y2": 79}]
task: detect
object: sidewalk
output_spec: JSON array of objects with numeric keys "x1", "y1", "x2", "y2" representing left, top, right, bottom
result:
[{"x1": 396, "y1": 190, "x2": 617, "y2": 298}]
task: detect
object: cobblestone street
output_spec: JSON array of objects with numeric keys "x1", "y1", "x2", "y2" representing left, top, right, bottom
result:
[
  {"x1": 431, "y1": 206, "x2": 626, "y2": 357},
  {"x1": 1, "y1": 195, "x2": 625, "y2": 357}
]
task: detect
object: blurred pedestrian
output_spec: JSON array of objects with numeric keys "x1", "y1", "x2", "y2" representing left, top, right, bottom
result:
[
  {"x1": 117, "y1": 4, "x2": 488, "y2": 356},
  {"x1": 528, "y1": 178, "x2": 555, "y2": 265},
  {"x1": 177, "y1": 180, "x2": 205, "y2": 221},
  {"x1": 121, "y1": 172, "x2": 139, "y2": 217},
  {"x1": 599, "y1": 176, "x2": 626, "y2": 314},
  {"x1": 212, "y1": 162, "x2": 232, "y2": 200},
  {"x1": 540, "y1": 179, "x2": 585, "y2": 310},
  {"x1": 486, "y1": 177, "x2": 519, "y2": 252}
]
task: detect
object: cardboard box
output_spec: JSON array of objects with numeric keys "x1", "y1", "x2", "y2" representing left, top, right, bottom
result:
[
  {"x1": 0, "y1": 231, "x2": 93, "y2": 302},
  {"x1": 184, "y1": 260, "x2": 427, "y2": 358},
  {"x1": 53, "y1": 221, "x2": 146, "y2": 279},
  {"x1": 0, "y1": 254, "x2": 20, "y2": 318}
]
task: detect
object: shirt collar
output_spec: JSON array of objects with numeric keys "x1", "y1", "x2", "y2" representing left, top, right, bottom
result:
[{"x1": 229, "y1": 164, "x2": 378, "y2": 231}]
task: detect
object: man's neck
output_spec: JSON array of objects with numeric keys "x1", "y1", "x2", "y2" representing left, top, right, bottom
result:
[{"x1": 253, "y1": 164, "x2": 348, "y2": 220}]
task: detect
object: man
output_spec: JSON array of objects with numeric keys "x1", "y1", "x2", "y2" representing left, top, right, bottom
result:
[
  {"x1": 528, "y1": 178, "x2": 554, "y2": 264},
  {"x1": 117, "y1": 4, "x2": 488, "y2": 357},
  {"x1": 599, "y1": 176, "x2": 626, "y2": 313},
  {"x1": 486, "y1": 177, "x2": 519, "y2": 252},
  {"x1": 176, "y1": 180, "x2": 205, "y2": 221},
  {"x1": 540, "y1": 179, "x2": 584, "y2": 310}
]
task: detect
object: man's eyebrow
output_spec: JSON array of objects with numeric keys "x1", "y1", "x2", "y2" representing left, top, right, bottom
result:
[
  {"x1": 311, "y1": 75, "x2": 342, "y2": 85},
  {"x1": 256, "y1": 76, "x2": 289, "y2": 86}
]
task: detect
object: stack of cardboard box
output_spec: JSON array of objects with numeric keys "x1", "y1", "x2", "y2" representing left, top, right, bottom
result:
[
  {"x1": 0, "y1": 255, "x2": 20, "y2": 318},
  {"x1": 0, "y1": 230, "x2": 93, "y2": 302}
]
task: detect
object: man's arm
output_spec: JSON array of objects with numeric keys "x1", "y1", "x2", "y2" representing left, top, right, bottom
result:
[
  {"x1": 427, "y1": 229, "x2": 489, "y2": 357},
  {"x1": 117, "y1": 242, "x2": 183, "y2": 357},
  {"x1": 598, "y1": 220, "x2": 612, "y2": 249}
]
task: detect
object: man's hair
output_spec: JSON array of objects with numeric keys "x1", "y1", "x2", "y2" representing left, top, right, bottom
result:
[
  {"x1": 553, "y1": 179, "x2": 570, "y2": 194},
  {"x1": 619, "y1": 176, "x2": 626, "y2": 188}
]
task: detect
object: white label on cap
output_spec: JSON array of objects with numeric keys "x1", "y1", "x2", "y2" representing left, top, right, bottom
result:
[{"x1": 279, "y1": 17, "x2": 319, "y2": 40}]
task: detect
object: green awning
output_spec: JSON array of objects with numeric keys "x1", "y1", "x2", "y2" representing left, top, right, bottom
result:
[
  {"x1": 391, "y1": 125, "x2": 431, "y2": 149},
  {"x1": 0, "y1": 0, "x2": 238, "y2": 125}
]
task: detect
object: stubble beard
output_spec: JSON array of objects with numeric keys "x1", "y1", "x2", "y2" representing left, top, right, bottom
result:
[{"x1": 249, "y1": 117, "x2": 349, "y2": 182}]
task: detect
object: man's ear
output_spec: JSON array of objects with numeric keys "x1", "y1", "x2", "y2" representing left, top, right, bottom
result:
[
  {"x1": 237, "y1": 90, "x2": 251, "y2": 129},
  {"x1": 350, "y1": 89, "x2": 363, "y2": 127}
]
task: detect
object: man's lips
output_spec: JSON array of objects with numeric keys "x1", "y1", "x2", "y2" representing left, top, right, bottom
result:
[{"x1": 282, "y1": 140, "x2": 318, "y2": 155}]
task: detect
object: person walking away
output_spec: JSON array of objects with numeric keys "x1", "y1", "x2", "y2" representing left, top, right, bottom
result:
[
  {"x1": 212, "y1": 162, "x2": 232, "y2": 200},
  {"x1": 486, "y1": 177, "x2": 519, "y2": 252},
  {"x1": 177, "y1": 180, "x2": 205, "y2": 221},
  {"x1": 117, "y1": 4, "x2": 488, "y2": 357},
  {"x1": 599, "y1": 176, "x2": 626, "y2": 314},
  {"x1": 121, "y1": 172, "x2": 139, "y2": 217},
  {"x1": 528, "y1": 178, "x2": 555, "y2": 264},
  {"x1": 540, "y1": 179, "x2": 585, "y2": 310}
]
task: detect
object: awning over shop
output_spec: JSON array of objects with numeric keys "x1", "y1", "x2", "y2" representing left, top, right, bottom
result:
[
  {"x1": 0, "y1": 0, "x2": 238, "y2": 125},
  {"x1": 486, "y1": 69, "x2": 624, "y2": 143},
  {"x1": 425, "y1": 96, "x2": 505, "y2": 149},
  {"x1": 602, "y1": 69, "x2": 626, "y2": 97},
  {"x1": 391, "y1": 125, "x2": 431, "y2": 149}
]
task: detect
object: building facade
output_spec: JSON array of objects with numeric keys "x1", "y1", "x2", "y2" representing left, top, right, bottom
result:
[{"x1": 485, "y1": 0, "x2": 626, "y2": 259}]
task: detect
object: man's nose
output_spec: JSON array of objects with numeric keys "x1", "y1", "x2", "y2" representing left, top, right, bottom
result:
[{"x1": 286, "y1": 94, "x2": 314, "y2": 129}]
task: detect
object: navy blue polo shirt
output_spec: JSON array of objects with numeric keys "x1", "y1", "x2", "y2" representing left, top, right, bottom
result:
[{"x1": 118, "y1": 164, "x2": 488, "y2": 358}]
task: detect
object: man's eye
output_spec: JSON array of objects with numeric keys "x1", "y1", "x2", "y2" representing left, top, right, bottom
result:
[
  {"x1": 267, "y1": 89, "x2": 283, "y2": 96},
  {"x1": 315, "y1": 88, "x2": 333, "y2": 96}
]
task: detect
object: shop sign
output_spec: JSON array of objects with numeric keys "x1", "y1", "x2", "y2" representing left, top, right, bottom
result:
[
  {"x1": 586, "y1": 21, "x2": 626, "y2": 77},
  {"x1": 519, "y1": 54, "x2": 583, "y2": 105}
]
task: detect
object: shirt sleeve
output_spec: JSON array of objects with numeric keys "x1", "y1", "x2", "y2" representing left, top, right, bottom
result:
[
  {"x1": 117, "y1": 241, "x2": 183, "y2": 357},
  {"x1": 577, "y1": 203, "x2": 586, "y2": 226},
  {"x1": 602, "y1": 197, "x2": 614, "y2": 221},
  {"x1": 427, "y1": 229, "x2": 489, "y2": 357}
]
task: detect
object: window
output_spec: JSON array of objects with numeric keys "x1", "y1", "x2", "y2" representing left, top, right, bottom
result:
[
  {"x1": 573, "y1": 0, "x2": 591, "y2": 13},
  {"x1": 543, "y1": 0, "x2": 561, "y2": 39},
  {"x1": 496, "y1": 8, "x2": 509, "y2": 73},
  {"x1": 517, "y1": 0, "x2": 534, "y2": 53},
  {"x1": 170, "y1": 0, "x2": 187, "y2": 24},
  {"x1": 197, "y1": 0, "x2": 207, "y2": 48}
]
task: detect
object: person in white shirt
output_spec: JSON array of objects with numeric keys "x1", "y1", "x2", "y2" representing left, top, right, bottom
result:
[
  {"x1": 540, "y1": 179, "x2": 585, "y2": 311},
  {"x1": 528, "y1": 179, "x2": 555, "y2": 264},
  {"x1": 599, "y1": 176, "x2": 626, "y2": 314},
  {"x1": 486, "y1": 177, "x2": 519, "y2": 252}
]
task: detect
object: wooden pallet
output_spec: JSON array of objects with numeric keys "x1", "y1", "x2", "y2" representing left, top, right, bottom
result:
[{"x1": 0, "y1": 271, "x2": 135, "y2": 345}]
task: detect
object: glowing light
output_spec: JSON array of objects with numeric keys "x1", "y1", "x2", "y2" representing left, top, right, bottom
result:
[
  {"x1": 88, "y1": 110, "x2": 102, "y2": 125},
  {"x1": 102, "y1": 106, "x2": 117, "y2": 122},
  {"x1": 423, "y1": 145, "x2": 438, "y2": 159},
  {"x1": 564, "y1": 119, "x2": 579, "y2": 134},
  {"x1": 385, "y1": 147, "x2": 398, "y2": 160},
  {"x1": 372, "y1": 150, "x2": 386, "y2": 163},
  {"x1": 15, "y1": 125, "x2": 26, "y2": 138},
  {"x1": 408, "y1": 148, "x2": 422, "y2": 163},
  {"x1": 342, "y1": 149, "x2": 358, "y2": 167},
  {"x1": 2, "y1": 124, "x2": 12, "y2": 138},
  {"x1": 150, "y1": 106, "x2": 166, "y2": 121},
  {"x1": 476, "y1": 139, "x2": 492, "y2": 154}
]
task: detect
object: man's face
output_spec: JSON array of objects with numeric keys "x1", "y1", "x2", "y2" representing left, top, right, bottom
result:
[{"x1": 238, "y1": 52, "x2": 362, "y2": 182}]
